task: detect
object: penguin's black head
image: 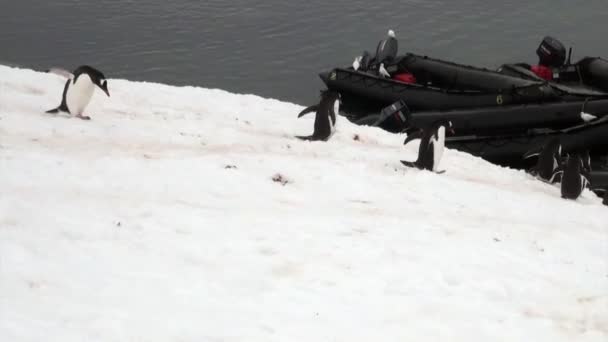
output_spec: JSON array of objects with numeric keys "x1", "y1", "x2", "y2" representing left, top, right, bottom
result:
[
  {"x1": 74, "y1": 65, "x2": 110, "y2": 97},
  {"x1": 565, "y1": 153, "x2": 582, "y2": 171},
  {"x1": 320, "y1": 89, "x2": 341, "y2": 102},
  {"x1": 544, "y1": 137, "x2": 562, "y2": 154},
  {"x1": 432, "y1": 119, "x2": 455, "y2": 134},
  {"x1": 446, "y1": 120, "x2": 454, "y2": 134}
]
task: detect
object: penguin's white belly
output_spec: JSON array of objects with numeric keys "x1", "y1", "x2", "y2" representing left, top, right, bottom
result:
[
  {"x1": 66, "y1": 75, "x2": 95, "y2": 115},
  {"x1": 432, "y1": 127, "x2": 446, "y2": 171},
  {"x1": 330, "y1": 100, "x2": 339, "y2": 134}
]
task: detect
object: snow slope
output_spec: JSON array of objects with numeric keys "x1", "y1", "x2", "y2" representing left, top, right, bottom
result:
[{"x1": 1, "y1": 65, "x2": 607, "y2": 342}]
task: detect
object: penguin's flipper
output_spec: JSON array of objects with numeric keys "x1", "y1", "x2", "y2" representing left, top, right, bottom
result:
[
  {"x1": 581, "y1": 150, "x2": 592, "y2": 172},
  {"x1": 523, "y1": 147, "x2": 542, "y2": 160},
  {"x1": 47, "y1": 67, "x2": 74, "y2": 80},
  {"x1": 46, "y1": 103, "x2": 68, "y2": 114},
  {"x1": 581, "y1": 176, "x2": 589, "y2": 189},
  {"x1": 400, "y1": 160, "x2": 417, "y2": 168},
  {"x1": 581, "y1": 170, "x2": 591, "y2": 188},
  {"x1": 403, "y1": 130, "x2": 423, "y2": 146},
  {"x1": 549, "y1": 170, "x2": 563, "y2": 184},
  {"x1": 297, "y1": 105, "x2": 319, "y2": 118},
  {"x1": 434, "y1": 170, "x2": 446, "y2": 174}
]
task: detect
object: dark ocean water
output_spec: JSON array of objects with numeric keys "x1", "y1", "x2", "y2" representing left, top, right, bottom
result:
[{"x1": 1, "y1": 0, "x2": 607, "y2": 104}]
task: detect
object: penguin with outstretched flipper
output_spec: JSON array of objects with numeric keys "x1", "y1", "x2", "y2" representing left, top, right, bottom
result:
[
  {"x1": 401, "y1": 119, "x2": 454, "y2": 173},
  {"x1": 47, "y1": 65, "x2": 110, "y2": 120},
  {"x1": 524, "y1": 137, "x2": 563, "y2": 183},
  {"x1": 296, "y1": 90, "x2": 340, "y2": 141}
]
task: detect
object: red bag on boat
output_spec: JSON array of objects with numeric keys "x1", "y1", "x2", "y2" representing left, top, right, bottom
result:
[
  {"x1": 531, "y1": 65, "x2": 553, "y2": 80},
  {"x1": 393, "y1": 73, "x2": 417, "y2": 84}
]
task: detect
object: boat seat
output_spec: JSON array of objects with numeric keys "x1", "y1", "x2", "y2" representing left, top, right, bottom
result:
[
  {"x1": 393, "y1": 72, "x2": 417, "y2": 84},
  {"x1": 531, "y1": 65, "x2": 553, "y2": 80}
]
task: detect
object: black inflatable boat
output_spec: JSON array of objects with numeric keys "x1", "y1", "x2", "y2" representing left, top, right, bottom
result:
[
  {"x1": 444, "y1": 116, "x2": 608, "y2": 168},
  {"x1": 319, "y1": 54, "x2": 570, "y2": 119},
  {"x1": 319, "y1": 34, "x2": 608, "y2": 169},
  {"x1": 320, "y1": 35, "x2": 608, "y2": 122},
  {"x1": 403, "y1": 98, "x2": 608, "y2": 136}
]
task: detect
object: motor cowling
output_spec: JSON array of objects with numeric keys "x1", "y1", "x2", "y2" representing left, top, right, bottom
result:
[
  {"x1": 536, "y1": 36, "x2": 566, "y2": 67},
  {"x1": 375, "y1": 37, "x2": 398, "y2": 65}
]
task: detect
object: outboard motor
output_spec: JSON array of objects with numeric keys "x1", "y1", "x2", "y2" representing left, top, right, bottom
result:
[
  {"x1": 530, "y1": 36, "x2": 566, "y2": 80},
  {"x1": 536, "y1": 36, "x2": 566, "y2": 67},
  {"x1": 375, "y1": 30, "x2": 398, "y2": 65},
  {"x1": 375, "y1": 99, "x2": 409, "y2": 126}
]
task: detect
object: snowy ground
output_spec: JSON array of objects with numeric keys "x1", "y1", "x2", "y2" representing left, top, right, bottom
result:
[{"x1": 1, "y1": 65, "x2": 607, "y2": 342}]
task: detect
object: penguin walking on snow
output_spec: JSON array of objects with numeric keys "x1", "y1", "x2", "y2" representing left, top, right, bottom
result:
[
  {"x1": 552, "y1": 153, "x2": 590, "y2": 200},
  {"x1": 47, "y1": 65, "x2": 110, "y2": 120},
  {"x1": 296, "y1": 90, "x2": 340, "y2": 141},
  {"x1": 524, "y1": 137, "x2": 563, "y2": 183},
  {"x1": 401, "y1": 119, "x2": 454, "y2": 173}
]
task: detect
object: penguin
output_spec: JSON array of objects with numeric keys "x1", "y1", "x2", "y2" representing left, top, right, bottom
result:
[
  {"x1": 296, "y1": 89, "x2": 340, "y2": 141},
  {"x1": 552, "y1": 153, "x2": 590, "y2": 200},
  {"x1": 604, "y1": 190, "x2": 608, "y2": 205},
  {"x1": 401, "y1": 119, "x2": 454, "y2": 173},
  {"x1": 523, "y1": 137, "x2": 563, "y2": 183},
  {"x1": 46, "y1": 65, "x2": 110, "y2": 120}
]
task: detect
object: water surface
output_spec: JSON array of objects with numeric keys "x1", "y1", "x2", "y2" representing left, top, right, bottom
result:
[{"x1": 1, "y1": 0, "x2": 607, "y2": 104}]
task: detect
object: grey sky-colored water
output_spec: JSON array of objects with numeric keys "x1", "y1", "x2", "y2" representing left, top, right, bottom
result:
[{"x1": 1, "y1": 0, "x2": 607, "y2": 104}]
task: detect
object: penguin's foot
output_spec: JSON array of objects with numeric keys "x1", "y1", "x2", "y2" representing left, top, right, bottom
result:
[
  {"x1": 297, "y1": 135, "x2": 325, "y2": 141},
  {"x1": 434, "y1": 170, "x2": 446, "y2": 174},
  {"x1": 296, "y1": 134, "x2": 329, "y2": 141},
  {"x1": 537, "y1": 176, "x2": 556, "y2": 184},
  {"x1": 400, "y1": 160, "x2": 417, "y2": 168},
  {"x1": 76, "y1": 114, "x2": 91, "y2": 120}
]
